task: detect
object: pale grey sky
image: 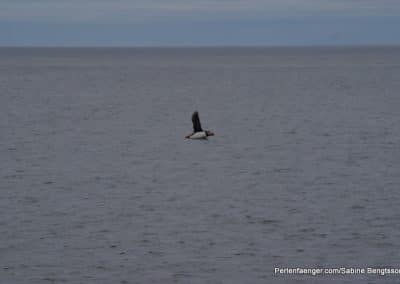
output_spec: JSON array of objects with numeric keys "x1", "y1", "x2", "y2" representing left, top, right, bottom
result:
[{"x1": 1, "y1": 0, "x2": 399, "y2": 46}]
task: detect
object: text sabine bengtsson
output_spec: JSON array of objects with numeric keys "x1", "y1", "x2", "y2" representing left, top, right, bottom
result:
[{"x1": 274, "y1": 267, "x2": 400, "y2": 276}]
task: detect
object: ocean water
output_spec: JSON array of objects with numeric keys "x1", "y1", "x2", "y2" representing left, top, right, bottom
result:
[{"x1": 1, "y1": 47, "x2": 400, "y2": 283}]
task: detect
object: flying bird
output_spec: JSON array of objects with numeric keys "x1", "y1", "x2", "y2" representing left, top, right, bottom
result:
[{"x1": 185, "y1": 111, "x2": 215, "y2": 139}]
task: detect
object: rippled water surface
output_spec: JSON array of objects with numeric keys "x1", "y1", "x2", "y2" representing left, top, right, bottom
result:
[{"x1": 1, "y1": 47, "x2": 400, "y2": 283}]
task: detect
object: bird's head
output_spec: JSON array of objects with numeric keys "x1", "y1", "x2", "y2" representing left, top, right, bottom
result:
[{"x1": 206, "y1": 130, "x2": 215, "y2": 136}]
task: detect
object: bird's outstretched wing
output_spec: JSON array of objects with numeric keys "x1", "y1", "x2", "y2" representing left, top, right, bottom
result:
[{"x1": 192, "y1": 111, "x2": 203, "y2": 132}]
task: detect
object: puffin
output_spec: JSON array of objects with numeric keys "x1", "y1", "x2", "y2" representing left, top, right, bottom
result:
[{"x1": 185, "y1": 111, "x2": 215, "y2": 139}]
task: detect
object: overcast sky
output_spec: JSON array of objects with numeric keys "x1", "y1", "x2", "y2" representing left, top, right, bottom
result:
[{"x1": 1, "y1": 0, "x2": 400, "y2": 46}]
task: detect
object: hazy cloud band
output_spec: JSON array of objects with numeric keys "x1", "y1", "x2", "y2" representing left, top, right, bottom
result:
[{"x1": 1, "y1": 0, "x2": 400, "y2": 22}]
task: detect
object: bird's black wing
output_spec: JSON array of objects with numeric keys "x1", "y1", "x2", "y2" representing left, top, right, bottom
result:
[{"x1": 192, "y1": 111, "x2": 203, "y2": 132}]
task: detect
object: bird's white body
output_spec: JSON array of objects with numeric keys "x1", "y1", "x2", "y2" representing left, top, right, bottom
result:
[{"x1": 188, "y1": 131, "x2": 207, "y2": 139}]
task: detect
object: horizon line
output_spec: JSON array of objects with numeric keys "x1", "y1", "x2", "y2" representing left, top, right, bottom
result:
[{"x1": 1, "y1": 43, "x2": 400, "y2": 49}]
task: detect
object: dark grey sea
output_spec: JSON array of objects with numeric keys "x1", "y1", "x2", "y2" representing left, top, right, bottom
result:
[{"x1": 1, "y1": 47, "x2": 400, "y2": 283}]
